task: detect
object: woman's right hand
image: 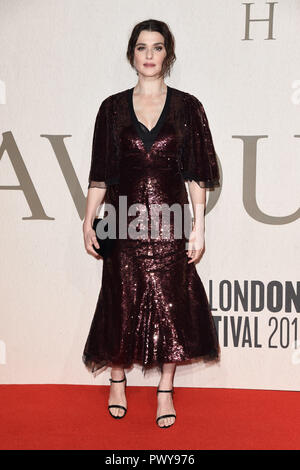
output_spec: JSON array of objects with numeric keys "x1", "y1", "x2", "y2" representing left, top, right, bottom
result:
[{"x1": 83, "y1": 223, "x2": 102, "y2": 259}]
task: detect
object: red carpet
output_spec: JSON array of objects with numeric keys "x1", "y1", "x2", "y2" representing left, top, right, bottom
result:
[{"x1": 0, "y1": 385, "x2": 299, "y2": 450}]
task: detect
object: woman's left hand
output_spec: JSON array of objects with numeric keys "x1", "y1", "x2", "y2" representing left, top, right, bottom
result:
[{"x1": 186, "y1": 228, "x2": 205, "y2": 264}]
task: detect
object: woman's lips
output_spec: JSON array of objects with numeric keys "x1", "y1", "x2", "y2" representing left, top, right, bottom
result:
[{"x1": 144, "y1": 63, "x2": 155, "y2": 67}]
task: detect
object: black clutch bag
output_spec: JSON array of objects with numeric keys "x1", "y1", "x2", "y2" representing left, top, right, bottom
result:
[{"x1": 92, "y1": 217, "x2": 116, "y2": 259}]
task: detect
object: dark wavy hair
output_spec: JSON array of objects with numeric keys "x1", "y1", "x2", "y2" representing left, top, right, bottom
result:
[{"x1": 126, "y1": 19, "x2": 176, "y2": 79}]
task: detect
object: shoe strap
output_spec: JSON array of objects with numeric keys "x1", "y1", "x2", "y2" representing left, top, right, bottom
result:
[
  {"x1": 156, "y1": 413, "x2": 176, "y2": 421},
  {"x1": 109, "y1": 377, "x2": 126, "y2": 383},
  {"x1": 157, "y1": 389, "x2": 174, "y2": 394}
]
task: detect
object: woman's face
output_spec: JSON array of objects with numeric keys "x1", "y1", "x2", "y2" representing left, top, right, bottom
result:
[{"x1": 133, "y1": 30, "x2": 167, "y2": 77}]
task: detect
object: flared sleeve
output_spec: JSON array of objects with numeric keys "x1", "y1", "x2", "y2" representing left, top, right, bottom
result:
[
  {"x1": 180, "y1": 95, "x2": 220, "y2": 189},
  {"x1": 88, "y1": 96, "x2": 120, "y2": 189},
  {"x1": 88, "y1": 99, "x2": 108, "y2": 189}
]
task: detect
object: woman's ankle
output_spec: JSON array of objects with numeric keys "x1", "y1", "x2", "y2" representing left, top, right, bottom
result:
[
  {"x1": 158, "y1": 363, "x2": 176, "y2": 389},
  {"x1": 158, "y1": 381, "x2": 174, "y2": 390},
  {"x1": 158, "y1": 374, "x2": 175, "y2": 390},
  {"x1": 111, "y1": 365, "x2": 125, "y2": 381}
]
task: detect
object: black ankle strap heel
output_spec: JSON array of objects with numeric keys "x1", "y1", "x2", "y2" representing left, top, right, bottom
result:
[
  {"x1": 156, "y1": 388, "x2": 176, "y2": 428},
  {"x1": 108, "y1": 375, "x2": 127, "y2": 419}
]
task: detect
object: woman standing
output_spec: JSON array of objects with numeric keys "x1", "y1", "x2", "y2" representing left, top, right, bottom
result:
[{"x1": 82, "y1": 19, "x2": 221, "y2": 429}]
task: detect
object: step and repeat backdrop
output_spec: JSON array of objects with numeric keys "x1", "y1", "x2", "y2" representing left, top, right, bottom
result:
[{"x1": 1, "y1": 0, "x2": 299, "y2": 390}]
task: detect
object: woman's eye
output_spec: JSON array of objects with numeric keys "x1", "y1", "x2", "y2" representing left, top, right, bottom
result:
[{"x1": 136, "y1": 46, "x2": 163, "y2": 51}]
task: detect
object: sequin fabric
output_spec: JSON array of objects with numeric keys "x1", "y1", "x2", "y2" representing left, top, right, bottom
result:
[{"x1": 82, "y1": 86, "x2": 221, "y2": 377}]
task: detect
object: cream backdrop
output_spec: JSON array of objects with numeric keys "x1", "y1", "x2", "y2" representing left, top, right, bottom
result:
[{"x1": 0, "y1": 0, "x2": 299, "y2": 390}]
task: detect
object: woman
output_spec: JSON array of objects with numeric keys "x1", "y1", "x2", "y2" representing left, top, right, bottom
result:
[{"x1": 82, "y1": 19, "x2": 221, "y2": 429}]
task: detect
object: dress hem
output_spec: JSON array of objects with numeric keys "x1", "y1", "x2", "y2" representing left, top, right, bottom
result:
[{"x1": 82, "y1": 347, "x2": 221, "y2": 378}]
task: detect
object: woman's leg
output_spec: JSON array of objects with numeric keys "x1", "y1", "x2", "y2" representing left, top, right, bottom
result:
[
  {"x1": 108, "y1": 365, "x2": 127, "y2": 417},
  {"x1": 157, "y1": 362, "x2": 176, "y2": 427}
]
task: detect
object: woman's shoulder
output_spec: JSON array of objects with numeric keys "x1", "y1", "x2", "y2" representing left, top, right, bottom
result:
[{"x1": 169, "y1": 86, "x2": 202, "y2": 107}]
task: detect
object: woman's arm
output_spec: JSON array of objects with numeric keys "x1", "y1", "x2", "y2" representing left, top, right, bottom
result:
[
  {"x1": 83, "y1": 187, "x2": 107, "y2": 259},
  {"x1": 83, "y1": 97, "x2": 110, "y2": 259},
  {"x1": 186, "y1": 180, "x2": 206, "y2": 264}
]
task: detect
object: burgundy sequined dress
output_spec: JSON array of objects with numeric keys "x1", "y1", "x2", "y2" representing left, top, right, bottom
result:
[{"x1": 82, "y1": 85, "x2": 221, "y2": 377}]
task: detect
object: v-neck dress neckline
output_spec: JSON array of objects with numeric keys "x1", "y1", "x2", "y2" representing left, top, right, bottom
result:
[{"x1": 127, "y1": 85, "x2": 172, "y2": 153}]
